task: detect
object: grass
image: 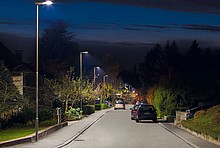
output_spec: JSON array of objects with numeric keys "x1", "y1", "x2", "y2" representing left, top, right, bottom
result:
[
  {"x1": 182, "y1": 105, "x2": 220, "y2": 139},
  {"x1": 0, "y1": 127, "x2": 44, "y2": 142}
]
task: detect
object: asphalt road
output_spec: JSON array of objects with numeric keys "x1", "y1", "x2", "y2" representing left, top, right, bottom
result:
[
  {"x1": 63, "y1": 105, "x2": 193, "y2": 148},
  {"x1": 7, "y1": 105, "x2": 219, "y2": 148}
]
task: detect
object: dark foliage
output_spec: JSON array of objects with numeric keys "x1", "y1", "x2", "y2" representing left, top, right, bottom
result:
[
  {"x1": 39, "y1": 21, "x2": 79, "y2": 77},
  {"x1": 95, "y1": 104, "x2": 102, "y2": 110},
  {"x1": 83, "y1": 105, "x2": 95, "y2": 115},
  {"x1": 138, "y1": 40, "x2": 220, "y2": 115}
]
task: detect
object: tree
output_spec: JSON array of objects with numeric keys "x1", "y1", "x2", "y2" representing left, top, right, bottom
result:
[
  {"x1": 186, "y1": 40, "x2": 201, "y2": 56},
  {"x1": 40, "y1": 21, "x2": 79, "y2": 77},
  {"x1": 45, "y1": 68, "x2": 96, "y2": 112},
  {"x1": 0, "y1": 61, "x2": 23, "y2": 120},
  {"x1": 138, "y1": 43, "x2": 165, "y2": 89},
  {"x1": 102, "y1": 53, "x2": 122, "y2": 89}
]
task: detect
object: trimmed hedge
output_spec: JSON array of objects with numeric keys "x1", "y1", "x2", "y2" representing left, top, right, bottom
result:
[
  {"x1": 95, "y1": 104, "x2": 102, "y2": 110},
  {"x1": 83, "y1": 105, "x2": 95, "y2": 115}
]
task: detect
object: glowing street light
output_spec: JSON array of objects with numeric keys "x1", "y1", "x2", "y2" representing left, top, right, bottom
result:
[{"x1": 35, "y1": 0, "x2": 53, "y2": 142}]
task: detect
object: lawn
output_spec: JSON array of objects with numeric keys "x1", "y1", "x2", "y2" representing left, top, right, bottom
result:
[
  {"x1": 0, "y1": 127, "x2": 43, "y2": 142},
  {"x1": 182, "y1": 105, "x2": 220, "y2": 140}
]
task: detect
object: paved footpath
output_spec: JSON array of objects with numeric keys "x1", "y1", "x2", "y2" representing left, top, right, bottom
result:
[
  {"x1": 160, "y1": 123, "x2": 220, "y2": 148},
  {"x1": 8, "y1": 108, "x2": 113, "y2": 148},
  {"x1": 5, "y1": 108, "x2": 220, "y2": 148}
]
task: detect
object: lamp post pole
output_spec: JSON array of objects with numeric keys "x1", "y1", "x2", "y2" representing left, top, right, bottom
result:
[
  {"x1": 35, "y1": 0, "x2": 53, "y2": 141},
  {"x1": 80, "y1": 51, "x2": 88, "y2": 110},
  {"x1": 103, "y1": 74, "x2": 108, "y2": 85},
  {"x1": 35, "y1": 3, "x2": 39, "y2": 142},
  {"x1": 93, "y1": 67, "x2": 100, "y2": 90}
]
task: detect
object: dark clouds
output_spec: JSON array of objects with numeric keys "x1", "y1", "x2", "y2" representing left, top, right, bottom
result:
[
  {"x1": 123, "y1": 23, "x2": 220, "y2": 33},
  {"x1": 178, "y1": 24, "x2": 220, "y2": 32},
  {"x1": 32, "y1": 0, "x2": 220, "y2": 14},
  {"x1": 83, "y1": 0, "x2": 220, "y2": 14}
]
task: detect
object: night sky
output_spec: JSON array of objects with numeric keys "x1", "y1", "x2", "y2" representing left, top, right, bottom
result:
[{"x1": 1, "y1": 0, "x2": 220, "y2": 69}]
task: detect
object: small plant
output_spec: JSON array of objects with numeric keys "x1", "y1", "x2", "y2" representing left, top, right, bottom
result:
[{"x1": 65, "y1": 107, "x2": 82, "y2": 121}]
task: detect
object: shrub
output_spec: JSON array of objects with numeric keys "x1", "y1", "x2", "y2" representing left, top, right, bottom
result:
[
  {"x1": 83, "y1": 105, "x2": 95, "y2": 115},
  {"x1": 40, "y1": 119, "x2": 56, "y2": 127},
  {"x1": 101, "y1": 103, "x2": 108, "y2": 109},
  {"x1": 65, "y1": 107, "x2": 82, "y2": 120},
  {"x1": 39, "y1": 108, "x2": 53, "y2": 122},
  {"x1": 9, "y1": 106, "x2": 35, "y2": 126},
  {"x1": 95, "y1": 104, "x2": 101, "y2": 110}
]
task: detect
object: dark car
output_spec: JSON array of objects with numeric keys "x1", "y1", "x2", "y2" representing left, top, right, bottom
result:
[
  {"x1": 186, "y1": 105, "x2": 212, "y2": 119},
  {"x1": 130, "y1": 104, "x2": 139, "y2": 120},
  {"x1": 134, "y1": 104, "x2": 157, "y2": 123}
]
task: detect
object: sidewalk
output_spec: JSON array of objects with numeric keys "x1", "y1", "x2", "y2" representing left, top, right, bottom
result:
[
  {"x1": 159, "y1": 123, "x2": 220, "y2": 148},
  {"x1": 4, "y1": 108, "x2": 113, "y2": 148}
]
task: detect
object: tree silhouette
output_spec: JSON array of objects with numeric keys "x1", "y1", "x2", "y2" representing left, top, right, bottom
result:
[
  {"x1": 40, "y1": 21, "x2": 79, "y2": 77},
  {"x1": 139, "y1": 43, "x2": 165, "y2": 89},
  {"x1": 186, "y1": 40, "x2": 201, "y2": 56}
]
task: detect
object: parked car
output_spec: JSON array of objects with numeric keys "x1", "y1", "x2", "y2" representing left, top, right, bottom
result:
[
  {"x1": 186, "y1": 105, "x2": 213, "y2": 119},
  {"x1": 134, "y1": 104, "x2": 157, "y2": 123},
  {"x1": 114, "y1": 99, "x2": 125, "y2": 110},
  {"x1": 130, "y1": 104, "x2": 139, "y2": 120}
]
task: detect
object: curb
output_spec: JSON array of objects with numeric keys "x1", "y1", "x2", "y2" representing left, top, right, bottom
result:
[
  {"x1": 0, "y1": 122, "x2": 68, "y2": 147},
  {"x1": 179, "y1": 125, "x2": 220, "y2": 146},
  {"x1": 54, "y1": 110, "x2": 109, "y2": 148},
  {"x1": 158, "y1": 123, "x2": 200, "y2": 148}
]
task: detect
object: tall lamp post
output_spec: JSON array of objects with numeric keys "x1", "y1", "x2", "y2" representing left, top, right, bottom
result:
[
  {"x1": 35, "y1": 0, "x2": 53, "y2": 141},
  {"x1": 80, "y1": 51, "x2": 88, "y2": 110},
  {"x1": 93, "y1": 66, "x2": 100, "y2": 90},
  {"x1": 103, "y1": 74, "x2": 108, "y2": 85}
]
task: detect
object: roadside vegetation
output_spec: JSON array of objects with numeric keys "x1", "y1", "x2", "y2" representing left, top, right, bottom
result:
[
  {"x1": 1, "y1": 20, "x2": 220, "y2": 143},
  {"x1": 0, "y1": 127, "x2": 44, "y2": 142},
  {"x1": 182, "y1": 105, "x2": 220, "y2": 140},
  {"x1": 0, "y1": 21, "x2": 126, "y2": 142},
  {"x1": 136, "y1": 41, "x2": 220, "y2": 117}
]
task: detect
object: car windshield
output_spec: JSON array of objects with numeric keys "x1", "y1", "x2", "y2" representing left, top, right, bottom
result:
[
  {"x1": 139, "y1": 105, "x2": 155, "y2": 112},
  {"x1": 116, "y1": 101, "x2": 124, "y2": 104}
]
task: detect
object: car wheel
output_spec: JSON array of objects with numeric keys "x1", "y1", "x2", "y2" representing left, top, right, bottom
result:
[
  {"x1": 131, "y1": 117, "x2": 134, "y2": 120},
  {"x1": 135, "y1": 119, "x2": 140, "y2": 123}
]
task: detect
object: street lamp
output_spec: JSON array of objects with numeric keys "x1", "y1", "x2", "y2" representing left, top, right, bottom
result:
[
  {"x1": 80, "y1": 51, "x2": 88, "y2": 110},
  {"x1": 35, "y1": 0, "x2": 53, "y2": 142},
  {"x1": 93, "y1": 66, "x2": 100, "y2": 90},
  {"x1": 103, "y1": 74, "x2": 108, "y2": 85}
]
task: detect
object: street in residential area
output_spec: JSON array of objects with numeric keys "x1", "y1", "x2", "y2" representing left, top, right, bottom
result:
[{"x1": 9, "y1": 105, "x2": 219, "y2": 148}]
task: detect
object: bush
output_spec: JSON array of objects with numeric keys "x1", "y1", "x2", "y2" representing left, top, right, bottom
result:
[
  {"x1": 95, "y1": 104, "x2": 101, "y2": 110},
  {"x1": 9, "y1": 106, "x2": 35, "y2": 126},
  {"x1": 83, "y1": 105, "x2": 95, "y2": 115},
  {"x1": 39, "y1": 108, "x2": 53, "y2": 122},
  {"x1": 65, "y1": 107, "x2": 82, "y2": 121},
  {"x1": 101, "y1": 103, "x2": 108, "y2": 109},
  {"x1": 40, "y1": 119, "x2": 56, "y2": 127}
]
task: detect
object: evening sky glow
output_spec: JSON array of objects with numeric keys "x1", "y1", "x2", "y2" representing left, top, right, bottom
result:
[{"x1": 1, "y1": 0, "x2": 220, "y2": 68}]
